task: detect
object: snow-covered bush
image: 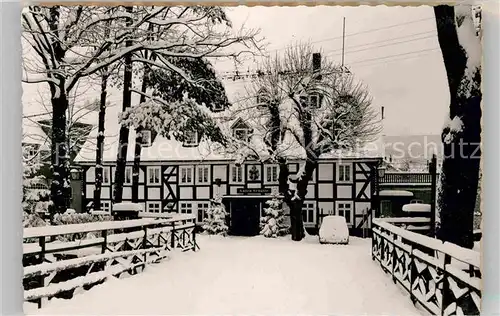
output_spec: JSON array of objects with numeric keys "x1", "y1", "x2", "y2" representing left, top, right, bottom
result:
[
  {"x1": 22, "y1": 146, "x2": 50, "y2": 214},
  {"x1": 23, "y1": 211, "x2": 47, "y2": 229},
  {"x1": 260, "y1": 195, "x2": 289, "y2": 238},
  {"x1": 202, "y1": 195, "x2": 229, "y2": 236},
  {"x1": 52, "y1": 212, "x2": 112, "y2": 241}
]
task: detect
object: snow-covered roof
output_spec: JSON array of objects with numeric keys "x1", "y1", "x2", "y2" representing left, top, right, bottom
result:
[
  {"x1": 22, "y1": 119, "x2": 49, "y2": 150},
  {"x1": 74, "y1": 80, "x2": 384, "y2": 164},
  {"x1": 23, "y1": 109, "x2": 98, "y2": 152},
  {"x1": 379, "y1": 190, "x2": 414, "y2": 197},
  {"x1": 382, "y1": 134, "x2": 443, "y2": 161},
  {"x1": 402, "y1": 203, "x2": 431, "y2": 213}
]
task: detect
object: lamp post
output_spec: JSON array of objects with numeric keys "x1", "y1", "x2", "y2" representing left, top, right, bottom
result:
[
  {"x1": 70, "y1": 168, "x2": 81, "y2": 181},
  {"x1": 377, "y1": 166, "x2": 386, "y2": 179},
  {"x1": 375, "y1": 165, "x2": 386, "y2": 220}
]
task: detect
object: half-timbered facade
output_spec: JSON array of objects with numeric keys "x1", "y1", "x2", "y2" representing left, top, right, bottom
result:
[
  {"x1": 77, "y1": 151, "x2": 381, "y2": 236},
  {"x1": 74, "y1": 72, "x2": 384, "y2": 237}
]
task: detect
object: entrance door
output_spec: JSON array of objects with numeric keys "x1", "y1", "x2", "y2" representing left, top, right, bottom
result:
[{"x1": 230, "y1": 199, "x2": 261, "y2": 236}]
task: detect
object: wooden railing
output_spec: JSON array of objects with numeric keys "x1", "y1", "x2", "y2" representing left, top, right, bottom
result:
[
  {"x1": 380, "y1": 173, "x2": 433, "y2": 184},
  {"x1": 372, "y1": 218, "x2": 481, "y2": 316},
  {"x1": 23, "y1": 214, "x2": 199, "y2": 308},
  {"x1": 380, "y1": 217, "x2": 432, "y2": 235}
]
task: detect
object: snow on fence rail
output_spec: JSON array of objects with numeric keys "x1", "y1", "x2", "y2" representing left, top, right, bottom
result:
[
  {"x1": 23, "y1": 214, "x2": 199, "y2": 309},
  {"x1": 372, "y1": 219, "x2": 481, "y2": 316},
  {"x1": 379, "y1": 217, "x2": 432, "y2": 234}
]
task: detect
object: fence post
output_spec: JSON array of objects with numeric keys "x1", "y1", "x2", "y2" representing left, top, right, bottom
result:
[
  {"x1": 38, "y1": 236, "x2": 46, "y2": 309},
  {"x1": 192, "y1": 225, "x2": 197, "y2": 252},
  {"x1": 371, "y1": 225, "x2": 375, "y2": 261},
  {"x1": 380, "y1": 229, "x2": 385, "y2": 267},
  {"x1": 429, "y1": 154, "x2": 437, "y2": 238},
  {"x1": 440, "y1": 253, "x2": 451, "y2": 316},
  {"x1": 409, "y1": 244, "x2": 416, "y2": 305},
  {"x1": 143, "y1": 225, "x2": 148, "y2": 263},
  {"x1": 101, "y1": 230, "x2": 107, "y2": 254},
  {"x1": 171, "y1": 222, "x2": 176, "y2": 249},
  {"x1": 391, "y1": 232, "x2": 397, "y2": 284}
]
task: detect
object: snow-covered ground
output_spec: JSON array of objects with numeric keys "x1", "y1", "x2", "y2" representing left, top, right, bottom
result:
[{"x1": 25, "y1": 235, "x2": 424, "y2": 315}]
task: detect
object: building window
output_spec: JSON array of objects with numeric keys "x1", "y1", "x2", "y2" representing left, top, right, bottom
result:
[
  {"x1": 141, "y1": 130, "x2": 152, "y2": 147},
  {"x1": 337, "y1": 163, "x2": 352, "y2": 183},
  {"x1": 197, "y1": 166, "x2": 210, "y2": 184},
  {"x1": 147, "y1": 166, "x2": 161, "y2": 185},
  {"x1": 300, "y1": 94, "x2": 320, "y2": 108},
  {"x1": 183, "y1": 131, "x2": 198, "y2": 147},
  {"x1": 336, "y1": 201, "x2": 353, "y2": 224},
  {"x1": 180, "y1": 166, "x2": 193, "y2": 184},
  {"x1": 102, "y1": 167, "x2": 110, "y2": 185},
  {"x1": 233, "y1": 128, "x2": 251, "y2": 142},
  {"x1": 180, "y1": 203, "x2": 192, "y2": 214},
  {"x1": 302, "y1": 202, "x2": 315, "y2": 224},
  {"x1": 147, "y1": 202, "x2": 161, "y2": 213},
  {"x1": 231, "y1": 165, "x2": 243, "y2": 183},
  {"x1": 256, "y1": 88, "x2": 269, "y2": 106},
  {"x1": 309, "y1": 94, "x2": 320, "y2": 108},
  {"x1": 212, "y1": 103, "x2": 224, "y2": 112},
  {"x1": 381, "y1": 200, "x2": 392, "y2": 217},
  {"x1": 100, "y1": 201, "x2": 111, "y2": 212},
  {"x1": 23, "y1": 145, "x2": 38, "y2": 161},
  {"x1": 124, "y1": 167, "x2": 133, "y2": 184},
  {"x1": 265, "y1": 165, "x2": 279, "y2": 183},
  {"x1": 197, "y1": 203, "x2": 209, "y2": 222}
]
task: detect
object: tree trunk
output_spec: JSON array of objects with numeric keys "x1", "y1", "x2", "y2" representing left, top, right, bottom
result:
[
  {"x1": 131, "y1": 131, "x2": 142, "y2": 203},
  {"x1": 113, "y1": 6, "x2": 134, "y2": 203},
  {"x1": 131, "y1": 66, "x2": 150, "y2": 202},
  {"x1": 434, "y1": 5, "x2": 482, "y2": 249},
  {"x1": 93, "y1": 71, "x2": 108, "y2": 211},
  {"x1": 289, "y1": 160, "x2": 317, "y2": 241},
  {"x1": 49, "y1": 93, "x2": 71, "y2": 221}
]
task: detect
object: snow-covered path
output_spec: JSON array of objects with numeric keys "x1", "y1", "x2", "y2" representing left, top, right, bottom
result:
[{"x1": 26, "y1": 235, "x2": 424, "y2": 315}]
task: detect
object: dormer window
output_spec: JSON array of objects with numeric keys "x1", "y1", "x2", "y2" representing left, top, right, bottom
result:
[
  {"x1": 183, "y1": 130, "x2": 199, "y2": 147},
  {"x1": 231, "y1": 118, "x2": 252, "y2": 143},
  {"x1": 300, "y1": 94, "x2": 320, "y2": 108},
  {"x1": 212, "y1": 103, "x2": 224, "y2": 112},
  {"x1": 23, "y1": 145, "x2": 38, "y2": 161},
  {"x1": 141, "y1": 130, "x2": 152, "y2": 147},
  {"x1": 256, "y1": 88, "x2": 269, "y2": 107},
  {"x1": 233, "y1": 128, "x2": 251, "y2": 142}
]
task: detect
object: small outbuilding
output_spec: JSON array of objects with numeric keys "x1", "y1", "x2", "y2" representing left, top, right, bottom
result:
[{"x1": 379, "y1": 190, "x2": 414, "y2": 217}]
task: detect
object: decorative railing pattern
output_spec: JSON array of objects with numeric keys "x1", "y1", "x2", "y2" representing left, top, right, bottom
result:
[
  {"x1": 372, "y1": 218, "x2": 481, "y2": 316},
  {"x1": 23, "y1": 214, "x2": 199, "y2": 308},
  {"x1": 380, "y1": 173, "x2": 433, "y2": 184}
]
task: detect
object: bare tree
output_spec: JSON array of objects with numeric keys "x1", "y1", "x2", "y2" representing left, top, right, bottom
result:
[
  {"x1": 434, "y1": 5, "x2": 482, "y2": 249},
  {"x1": 223, "y1": 43, "x2": 381, "y2": 240},
  {"x1": 22, "y1": 5, "x2": 258, "y2": 216}
]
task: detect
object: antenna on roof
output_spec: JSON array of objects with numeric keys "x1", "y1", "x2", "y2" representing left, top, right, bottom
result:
[{"x1": 341, "y1": 17, "x2": 346, "y2": 68}]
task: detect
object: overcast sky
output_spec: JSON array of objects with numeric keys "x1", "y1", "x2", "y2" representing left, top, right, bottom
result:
[
  {"x1": 216, "y1": 5, "x2": 450, "y2": 136},
  {"x1": 22, "y1": 5, "x2": 452, "y2": 137}
]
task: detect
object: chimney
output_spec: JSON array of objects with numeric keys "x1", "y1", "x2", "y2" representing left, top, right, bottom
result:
[
  {"x1": 381, "y1": 106, "x2": 385, "y2": 120},
  {"x1": 312, "y1": 53, "x2": 322, "y2": 80}
]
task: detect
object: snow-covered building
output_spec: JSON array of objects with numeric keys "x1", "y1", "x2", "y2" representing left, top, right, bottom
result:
[
  {"x1": 74, "y1": 78, "x2": 384, "y2": 236},
  {"x1": 382, "y1": 134, "x2": 443, "y2": 172}
]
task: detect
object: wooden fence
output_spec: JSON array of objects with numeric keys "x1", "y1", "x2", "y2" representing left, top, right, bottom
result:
[
  {"x1": 372, "y1": 218, "x2": 481, "y2": 316},
  {"x1": 380, "y1": 217, "x2": 432, "y2": 235},
  {"x1": 23, "y1": 214, "x2": 199, "y2": 308}
]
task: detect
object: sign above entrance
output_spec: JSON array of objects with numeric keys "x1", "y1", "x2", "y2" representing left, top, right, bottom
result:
[{"x1": 237, "y1": 188, "x2": 271, "y2": 194}]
